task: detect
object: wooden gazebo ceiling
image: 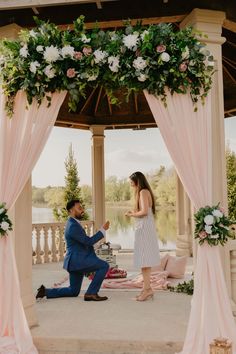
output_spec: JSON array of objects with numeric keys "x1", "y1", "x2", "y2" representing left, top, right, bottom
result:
[{"x1": 0, "y1": 0, "x2": 236, "y2": 129}]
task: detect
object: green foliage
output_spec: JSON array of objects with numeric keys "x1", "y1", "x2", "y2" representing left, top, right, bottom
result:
[
  {"x1": 81, "y1": 184, "x2": 92, "y2": 206},
  {"x1": 194, "y1": 204, "x2": 234, "y2": 246},
  {"x1": 105, "y1": 176, "x2": 131, "y2": 202},
  {"x1": 226, "y1": 147, "x2": 236, "y2": 221},
  {"x1": 168, "y1": 279, "x2": 194, "y2": 295},
  {"x1": 0, "y1": 17, "x2": 214, "y2": 117}
]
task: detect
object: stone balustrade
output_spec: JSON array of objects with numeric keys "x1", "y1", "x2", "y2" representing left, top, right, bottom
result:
[{"x1": 32, "y1": 221, "x2": 94, "y2": 264}]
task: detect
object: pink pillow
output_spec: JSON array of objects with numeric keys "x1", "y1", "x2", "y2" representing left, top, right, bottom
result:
[
  {"x1": 151, "y1": 254, "x2": 169, "y2": 272},
  {"x1": 165, "y1": 256, "x2": 187, "y2": 278}
]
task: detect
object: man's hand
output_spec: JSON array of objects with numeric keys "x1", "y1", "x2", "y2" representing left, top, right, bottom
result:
[{"x1": 102, "y1": 221, "x2": 110, "y2": 230}]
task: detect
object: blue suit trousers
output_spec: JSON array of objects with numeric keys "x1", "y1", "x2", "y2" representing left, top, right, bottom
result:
[{"x1": 46, "y1": 258, "x2": 109, "y2": 298}]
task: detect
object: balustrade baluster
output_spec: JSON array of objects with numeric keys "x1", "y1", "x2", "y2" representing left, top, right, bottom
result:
[
  {"x1": 35, "y1": 226, "x2": 42, "y2": 264},
  {"x1": 43, "y1": 225, "x2": 50, "y2": 263}
]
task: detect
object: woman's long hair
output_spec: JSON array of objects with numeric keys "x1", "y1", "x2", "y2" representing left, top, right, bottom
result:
[{"x1": 129, "y1": 171, "x2": 156, "y2": 214}]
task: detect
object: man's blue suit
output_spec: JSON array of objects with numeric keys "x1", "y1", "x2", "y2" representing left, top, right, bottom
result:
[{"x1": 45, "y1": 217, "x2": 109, "y2": 298}]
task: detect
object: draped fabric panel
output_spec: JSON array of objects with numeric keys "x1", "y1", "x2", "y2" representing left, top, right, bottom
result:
[
  {"x1": 0, "y1": 90, "x2": 67, "y2": 353},
  {"x1": 144, "y1": 90, "x2": 236, "y2": 354}
]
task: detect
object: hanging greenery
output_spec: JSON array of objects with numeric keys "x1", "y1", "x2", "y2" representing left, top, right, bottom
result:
[{"x1": 0, "y1": 16, "x2": 215, "y2": 116}]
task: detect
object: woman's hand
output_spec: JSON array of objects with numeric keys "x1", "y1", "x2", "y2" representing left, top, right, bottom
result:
[{"x1": 125, "y1": 210, "x2": 134, "y2": 217}]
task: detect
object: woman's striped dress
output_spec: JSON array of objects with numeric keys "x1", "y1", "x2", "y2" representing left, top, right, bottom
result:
[{"x1": 133, "y1": 207, "x2": 160, "y2": 268}]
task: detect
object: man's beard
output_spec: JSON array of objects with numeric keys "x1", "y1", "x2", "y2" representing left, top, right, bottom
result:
[{"x1": 75, "y1": 213, "x2": 84, "y2": 220}]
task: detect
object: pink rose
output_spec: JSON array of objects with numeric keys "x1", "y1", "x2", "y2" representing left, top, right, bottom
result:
[
  {"x1": 82, "y1": 47, "x2": 92, "y2": 56},
  {"x1": 66, "y1": 68, "x2": 76, "y2": 78},
  {"x1": 74, "y1": 51, "x2": 83, "y2": 60},
  {"x1": 199, "y1": 231, "x2": 207, "y2": 239},
  {"x1": 179, "y1": 62, "x2": 188, "y2": 72},
  {"x1": 156, "y1": 44, "x2": 166, "y2": 53},
  {"x1": 219, "y1": 207, "x2": 225, "y2": 214}
]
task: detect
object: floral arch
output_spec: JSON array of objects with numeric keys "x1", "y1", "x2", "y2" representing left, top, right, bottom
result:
[{"x1": 0, "y1": 15, "x2": 236, "y2": 354}]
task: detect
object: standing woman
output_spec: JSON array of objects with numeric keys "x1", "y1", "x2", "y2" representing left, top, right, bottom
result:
[{"x1": 125, "y1": 171, "x2": 160, "y2": 301}]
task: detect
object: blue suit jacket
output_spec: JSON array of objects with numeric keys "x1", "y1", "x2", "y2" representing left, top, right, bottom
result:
[{"x1": 63, "y1": 217, "x2": 104, "y2": 272}]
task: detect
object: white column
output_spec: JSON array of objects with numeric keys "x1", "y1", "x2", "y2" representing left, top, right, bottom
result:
[
  {"x1": 181, "y1": 9, "x2": 235, "y2": 302},
  {"x1": 90, "y1": 126, "x2": 105, "y2": 231},
  {"x1": 176, "y1": 175, "x2": 193, "y2": 257},
  {"x1": 11, "y1": 178, "x2": 38, "y2": 327}
]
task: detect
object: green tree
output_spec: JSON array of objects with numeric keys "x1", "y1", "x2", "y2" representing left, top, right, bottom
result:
[
  {"x1": 226, "y1": 147, "x2": 236, "y2": 220},
  {"x1": 53, "y1": 144, "x2": 88, "y2": 221}
]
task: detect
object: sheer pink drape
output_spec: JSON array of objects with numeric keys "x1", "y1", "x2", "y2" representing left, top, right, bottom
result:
[
  {"x1": 145, "y1": 90, "x2": 236, "y2": 354},
  {"x1": 0, "y1": 90, "x2": 66, "y2": 353}
]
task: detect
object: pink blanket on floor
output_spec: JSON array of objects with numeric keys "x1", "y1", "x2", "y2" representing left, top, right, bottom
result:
[
  {"x1": 102, "y1": 270, "x2": 170, "y2": 290},
  {"x1": 53, "y1": 270, "x2": 187, "y2": 290}
]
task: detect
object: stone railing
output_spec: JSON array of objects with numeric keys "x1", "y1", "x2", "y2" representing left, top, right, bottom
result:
[{"x1": 32, "y1": 221, "x2": 94, "y2": 264}]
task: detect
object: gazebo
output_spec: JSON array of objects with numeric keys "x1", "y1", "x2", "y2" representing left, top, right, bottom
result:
[{"x1": 0, "y1": 1, "x2": 236, "y2": 353}]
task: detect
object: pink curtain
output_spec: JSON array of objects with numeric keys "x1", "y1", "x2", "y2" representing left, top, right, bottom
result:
[
  {"x1": 145, "y1": 90, "x2": 236, "y2": 354},
  {"x1": 0, "y1": 90, "x2": 66, "y2": 353}
]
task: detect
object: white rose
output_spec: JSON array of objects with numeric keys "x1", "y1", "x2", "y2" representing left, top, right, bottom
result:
[
  {"x1": 19, "y1": 45, "x2": 29, "y2": 58},
  {"x1": 204, "y1": 214, "x2": 214, "y2": 225},
  {"x1": 181, "y1": 46, "x2": 190, "y2": 60},
  {"x1": 93, "y1": 49, "x2": 108, "y2": 64},
  {"x1": 36, "y1": 45, "x2": 44, "y2": 53},
  {"x1": 108, "y1": 56, "x2": 120, "y2": 72},
  {"x1": 133, "y1": 57, "x2": 147, "y2": 70},
  {"x1": 137, "y1": 73, "x2": 148, "y2": 82},
  {"x1": 212, "y1": 209, "x2": 223, "y2": 218},
  {"x1": 29, "y1": 61, "x2": 40, "y2": 74},
  {"x1": 160, "y1": 52, "x2": 170, "y2": 62},
  {"x1": 61, "y1": 45, "x2": 75, "y2": 58},
  {"x1": 141, "y1": 30, "x2": 149, "y2": 40},
  {"x1": 122, "y1": 34, "x2": 139, "y2": 50},
  {"x1": 205, "y1": 225, "x2": 212, "y2": 234},
  {"x1": 81, "y1": 34, "x2": 91, "y2": 43},
  {"x1": 43, "y1": 45, "x2": 60, "y2": 63},
  {"x1": 1, "y1": 221, "x2": 9, "y2": 231},
  {"x1": 44, "y1": 65, "x2": 56, "y2": 79},
  {"x1": 0, "y1": 208, "x2": 5, "y2": 214}
]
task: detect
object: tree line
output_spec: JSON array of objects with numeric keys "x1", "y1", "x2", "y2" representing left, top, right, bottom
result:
[{"x1": 32, "y1": 144, "x2": 236, "y2": 221}]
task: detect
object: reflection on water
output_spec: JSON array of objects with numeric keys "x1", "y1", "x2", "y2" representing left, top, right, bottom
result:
[
  {"x1": 32, "y1": 206, "x2": 176, "y2": 250},
  {"x1": 105, "y1": 206, "x2": 176, "y2": 250}
]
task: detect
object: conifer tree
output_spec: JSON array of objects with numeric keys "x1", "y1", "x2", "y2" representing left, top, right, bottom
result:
[{"x1": 53, "y1": 144, "x2": 88, "y2": 221}]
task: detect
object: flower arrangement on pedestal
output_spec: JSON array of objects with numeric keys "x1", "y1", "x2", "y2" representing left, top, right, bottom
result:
[
  {"x1": 0, "y1": 15, "x2": 215, "y2": 116},
  {"x1": 194, "y1": 205, "x2": 235, "y2": 246},
  {"x1": 0, "y1": 203, "x2": 13, "y2": 237}
]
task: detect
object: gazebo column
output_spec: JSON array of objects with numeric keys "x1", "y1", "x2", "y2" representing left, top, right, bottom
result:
[
  {"x1": 181, "y1": 9, "x2": 236, "y2": 305},
  {"x1": 10, "y1": 177, "x2": 38, "y2": 327},
  {"x1": 176, "y1": 175, "x2": 193, "y2": 257},
  {"x1": 90, "y1": 125, "x2": 106, "y2": 231}
]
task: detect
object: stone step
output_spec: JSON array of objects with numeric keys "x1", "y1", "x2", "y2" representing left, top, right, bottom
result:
[{"x1": 34, "y1": 337, "x2": 183, "y2": 354}]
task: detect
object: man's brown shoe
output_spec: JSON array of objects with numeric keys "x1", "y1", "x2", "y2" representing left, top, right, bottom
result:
[
  {"x1": 36, "y1": 284, "x2": 46, "y2": 299},
  {"x1": 84, "y1": 294, "x2": 108, "y2": 301}
]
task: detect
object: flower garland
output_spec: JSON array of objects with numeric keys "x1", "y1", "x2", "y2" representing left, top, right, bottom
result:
[
  {"x1": 0, "y1": 16, "x2": 215, "y2": 116},
  {"x1": 194, "y1": 204, "x2": 235, "y2": 246},
  {"x1": 168, "y1": 278, "x2": 194, "y2": 295},
  {"x1": 0, "y1": 203, "x2": 13, "y2": 237}
]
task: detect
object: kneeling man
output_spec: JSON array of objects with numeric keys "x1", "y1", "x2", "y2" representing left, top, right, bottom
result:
[{"x1": 36, "y1": 199, "x2": 109, "y2": 301}]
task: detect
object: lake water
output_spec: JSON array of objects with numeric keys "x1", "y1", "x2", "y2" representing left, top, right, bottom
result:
[{"x1": 32, "y1": 206, "x2": 176, "y2": 250}]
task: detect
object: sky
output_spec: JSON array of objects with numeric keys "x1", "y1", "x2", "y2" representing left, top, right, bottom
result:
[{"x1": 32, "y1": 116, "x2": 236, "y2": 187}]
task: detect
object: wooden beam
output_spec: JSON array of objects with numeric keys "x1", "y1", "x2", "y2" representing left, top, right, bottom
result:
[
  {"x1": 58, "y1": 14, "x2": 187, "y2": 30},
  {"x1": 0, "y1": 0, "x2": 116, "y2": 9},
  {"x1": 223, "y1": 65, "x2": 236, "y2": 85},
  {"x1": 223, "y1": 19, "x2": 236, "y2": 33}
]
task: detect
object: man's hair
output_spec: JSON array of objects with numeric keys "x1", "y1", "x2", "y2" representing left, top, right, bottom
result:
[{"x1": 66, "y1": 199, "x2": 81, "y2": 211}]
